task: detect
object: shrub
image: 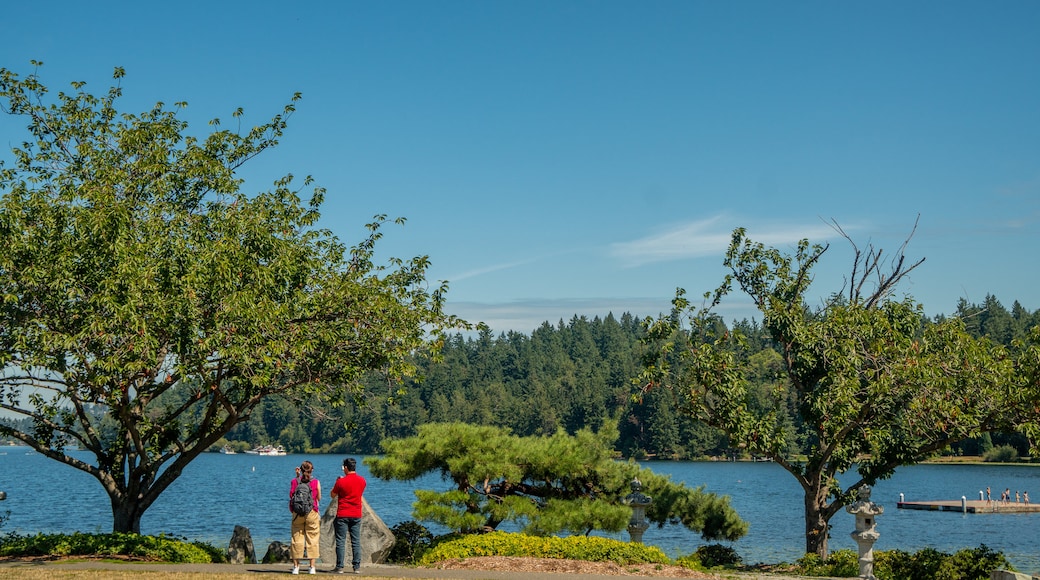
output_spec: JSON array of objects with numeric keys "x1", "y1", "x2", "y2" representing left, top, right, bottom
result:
[
  {"x1": 795, "y1": 549, "x2": 859, "y2": 577},
  {"x1": 417, "y1": 531, "x2": 671, "y2": 567},
  {"x1": 794, "y1": 552, "x2": 824, "y2": 574},
  {"x1": 883, "y1": 546, "x2": 947, "y2": 580},
  {"x1": 386, "y1": 521, "x2": 435, "y2": 564},
  {"x1": 693, "y1": 543, "x2": 742, "y2": 568},
  {"x1": 672, "y1": 553, "x2": 705, "y2": 571},
  {"x1": 0, "y1": 532, "x2": 223, "y2": 563},
  {"x1": 983, "y1": 444, "x2": 1019, "y2": 463},
  {"x1": 871, "y1": 545, "x2": 1012, "y2": 580},
  {"x1": 938, "y1": 545, "x2": 1013, "y2": 580},
  {"x1": 874, "y1": 548, "x2": 909, "y2": 580}
]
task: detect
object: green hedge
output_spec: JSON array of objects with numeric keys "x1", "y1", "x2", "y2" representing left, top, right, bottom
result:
[
  {"x1": 797, "y1": 544, "x2": 1013, "y2": 580},
  {"x1": 418, "y1": 532, "x2": 675, "y2": 567},
  {"x1": 0, "y1": 532, "x2": 224, "y2": 563}
]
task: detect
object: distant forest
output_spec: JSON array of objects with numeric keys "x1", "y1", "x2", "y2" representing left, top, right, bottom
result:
[
  {"x1": 216, "y1": 294, "x2": 1038, "y2": 459},
  {"x1": 4, "y1": 295, "x2": 1036, "y2": 459}
]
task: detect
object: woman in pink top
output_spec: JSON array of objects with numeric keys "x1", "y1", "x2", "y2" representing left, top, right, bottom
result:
[{"x1": 289, "y1": 461, "x2": 321, "y2": 574}]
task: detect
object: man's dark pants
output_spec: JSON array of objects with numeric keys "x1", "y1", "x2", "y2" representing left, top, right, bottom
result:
[{"x1": 334, "y1": 516, "x2": 363, "y2": 571}]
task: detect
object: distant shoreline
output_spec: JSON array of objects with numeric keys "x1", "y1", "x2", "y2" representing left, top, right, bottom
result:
[
  {"x1": 921, "y1": 456, "x2": 1039, "y2": 466},
  {"x1": 6, "y1": 442, "x2": 1037, "y2": 466}
]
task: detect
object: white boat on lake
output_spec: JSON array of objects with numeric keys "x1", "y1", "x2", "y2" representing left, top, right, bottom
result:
[{"x1": 244, "y1": 444, "x2": 286, "y2": 456}]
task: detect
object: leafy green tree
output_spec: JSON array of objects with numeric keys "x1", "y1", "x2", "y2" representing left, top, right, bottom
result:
[
  {"x1": 367, "y1": 420, "x2": 748, "y2": 542},
  {"x1": 0, "y1": 64, "x2": 462, "y2": 533},
  {"x1": 641, "y1": 225, "x2": 1035, "y2": 558}
]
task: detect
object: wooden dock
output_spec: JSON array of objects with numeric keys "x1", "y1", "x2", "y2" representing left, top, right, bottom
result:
[{"x1": 897, "y1": 499, "x2": 1040, "y2": 514}]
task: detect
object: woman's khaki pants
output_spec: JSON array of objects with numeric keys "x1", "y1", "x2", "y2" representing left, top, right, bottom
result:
[{"x1": 290, "y1": 511, "x2": 320, "y2": 561}]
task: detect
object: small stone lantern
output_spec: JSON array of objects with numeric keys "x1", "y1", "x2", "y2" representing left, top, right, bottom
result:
[
  {"x1": 846, "y1": 485, "x2": 883, "y2": 580},
  {"x1": 622, "y1": 477, "x2": 652, "y2": 543}
]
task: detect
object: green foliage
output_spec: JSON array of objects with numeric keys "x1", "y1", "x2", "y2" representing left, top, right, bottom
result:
[
  {"x1": 671, "y1": 553, "x2": 705, "y2": 571},
  {"x1": 982, "y1": 444, "x2": 1019, "y2": 463},
  {"x1": 883, "y1": 547, "x2": 952, "y2": 580},
  {"x1": 417, "y1": 531, "x2": 671, "y2": 567},
  {"x1": 795, "y1": 545, "x2": 1013, "y2": 580},
  {"x1": 692, "y1": 543, "x2": 742, "y2": 568},
  {"x1": 877, "y1": 547, "x2": 945, "y2": 580},
  {"x1": 385, "y1": 521, "x2": 435, "y2": 564},
  {"x1": 368, "y1": 420, "x2": 748, "y2": 541},
  {"x1": 0, "y1": 63, "x2": 463, "y2": 532},
  {"x1": 796, "y1": 549, "x2": 859, "y2": 577},
  {"x1": 939, "y1": 545, "x2": 1014, "y2": 580},
  {"x1": 641, "y1": 227, "x2": 1039, "y2": 557},
  {"x1": 0, "y1": 532, "x2": 223, "y2": 563}
]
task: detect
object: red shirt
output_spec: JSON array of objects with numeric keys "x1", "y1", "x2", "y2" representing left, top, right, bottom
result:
[{"x1": 331, "y1": 472, "x2": 366, "y2": 518}]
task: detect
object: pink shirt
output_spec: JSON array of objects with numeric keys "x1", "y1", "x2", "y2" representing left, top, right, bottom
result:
[{"x1": 289, "y1": 478, "x2": 319, "y2": 513}]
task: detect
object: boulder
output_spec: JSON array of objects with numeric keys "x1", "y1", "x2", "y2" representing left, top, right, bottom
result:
[
  {"x1": 261, "y1": 540, "x2": 291, "y2": 564},
  {"x1": 227, "y1": 524, "x2": 257, "y2": 564},
  {"x1": 319, "y1": 496, "x2": 396, "y2": 565}
]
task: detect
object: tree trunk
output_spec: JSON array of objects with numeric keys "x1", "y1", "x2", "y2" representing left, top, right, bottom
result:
[
  {"x1": 113, "y1": 503, "x2": 144, "y2": 536},
  {"x1": 111, "y1": 494, "x2": 146, "y2": 534},
  {"x1": 804, "y1": 483, "x2": 830, "y2": 558}
]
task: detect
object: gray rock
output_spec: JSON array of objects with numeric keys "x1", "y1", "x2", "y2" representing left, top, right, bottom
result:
[
  {"x1": 319, "y1": 496, "x2": 396, "y2": 566},
  {"x1": 227, "y1": 524, "x2": 257, "y2": 564},
  {"x1": 261, "y1": 540, "x2": 291, "y2": 564}
]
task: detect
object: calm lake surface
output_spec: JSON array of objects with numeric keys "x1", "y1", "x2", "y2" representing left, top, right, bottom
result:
[{"x1": 1, "y1": 448, "x2": 1037, "y2": 573}]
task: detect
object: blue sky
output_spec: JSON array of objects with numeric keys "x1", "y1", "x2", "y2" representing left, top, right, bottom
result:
[{"x1": 5, "y1": 1, "x2": 1039, "y2": 334}]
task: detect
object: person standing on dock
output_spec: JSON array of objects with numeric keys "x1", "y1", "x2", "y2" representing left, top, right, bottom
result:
[
  {"x1": 1024, "y1": 491, "x2": 1030, "y2": 504},
  {"x1": 986, "y1": 486, "x2": 991, "y2": 504}
]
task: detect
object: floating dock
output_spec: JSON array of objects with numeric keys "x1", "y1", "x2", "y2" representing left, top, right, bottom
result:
[{"x1": 897, "y1": 499, "x2": 1040, "y2": 514}]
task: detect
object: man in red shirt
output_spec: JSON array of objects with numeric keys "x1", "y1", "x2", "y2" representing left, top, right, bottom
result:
[{"x1": 329, "y1": 457, "x2": 367, "y2": 574}]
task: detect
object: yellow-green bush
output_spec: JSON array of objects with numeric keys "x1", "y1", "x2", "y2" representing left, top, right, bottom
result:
[
  {"x1": 0, "y1": 532, "x2": 223, "y2": 563},
  {"x1": 418, "y1": 532, "x2": 673, "y2": 567},
  {"x1": 795, "y1": 549, "x2": 859, "y2": 577}
]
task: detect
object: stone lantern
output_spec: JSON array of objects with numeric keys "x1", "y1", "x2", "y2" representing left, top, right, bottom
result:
[
  {"x1": 622, "y1": 477, "x2": 652, "y2": 543},
  {"x1": 845, "y1": 485, "x2": 883, "y2": 580}
]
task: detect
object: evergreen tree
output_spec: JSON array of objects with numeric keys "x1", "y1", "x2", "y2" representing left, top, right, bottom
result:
[{"x1": 368, "y1": 420, "x2": 748, "y2": 541}]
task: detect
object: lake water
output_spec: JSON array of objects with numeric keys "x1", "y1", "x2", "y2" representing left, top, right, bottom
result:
[{"x1": 1, "y1": 448, "x2": 1037, "y2": 573}]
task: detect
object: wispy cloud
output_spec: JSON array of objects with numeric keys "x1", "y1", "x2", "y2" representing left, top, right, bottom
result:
[
  {"x1": 609, "y1": 215, "x2": 847, "y2": 267},
  {"x1": 447, "y1": 245, "x2": 590, "y2": 282},
  {"x1": 449, "y1": 258, "x2": 536, "y2": 282}
]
